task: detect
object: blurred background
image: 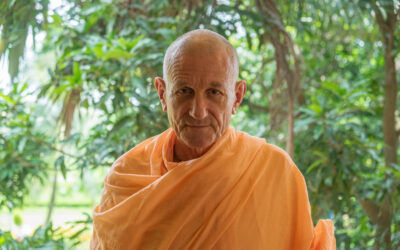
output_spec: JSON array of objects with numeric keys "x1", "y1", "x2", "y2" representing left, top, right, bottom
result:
[{"x1": 0, "y1": 0, "x2": 399, "y2": 249}]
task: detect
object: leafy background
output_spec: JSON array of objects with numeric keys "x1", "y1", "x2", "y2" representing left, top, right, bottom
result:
[{"x1": 0, "y1": 0, "x2": 399, "y2": 249}]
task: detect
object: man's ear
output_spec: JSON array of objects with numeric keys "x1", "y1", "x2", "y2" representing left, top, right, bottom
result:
[
  {"x1": 155, "y1": 77, "x2": 167, "y2": 112},
  {"x1": 232, "y1": 80, "x2": 247, "y2": 114}
]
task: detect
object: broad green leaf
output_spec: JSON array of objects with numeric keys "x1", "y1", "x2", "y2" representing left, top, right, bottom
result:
[
  {"x1": 73, "y1": 62, "x2": 82, "y2": 82},
  {"x1": 0, "y1": 92, "x2": 16, "y2": 105}
]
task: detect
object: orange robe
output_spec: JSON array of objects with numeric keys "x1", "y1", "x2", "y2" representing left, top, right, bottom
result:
[{"x1": 91, "y1": 127, "x2": 335, "y2": 249}]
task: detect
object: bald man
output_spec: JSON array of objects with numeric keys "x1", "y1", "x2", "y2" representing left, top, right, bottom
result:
[{"x1": 90, "y1": 30, "x2": 335, "y2": 250}]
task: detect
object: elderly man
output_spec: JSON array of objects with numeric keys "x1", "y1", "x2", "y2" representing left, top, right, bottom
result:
[{"x1": 91, "y1": 29, "x2": 335, "y2": 249}]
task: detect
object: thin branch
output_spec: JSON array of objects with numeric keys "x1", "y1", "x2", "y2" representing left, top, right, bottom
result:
[
  {"x1": 359, "y1": 199, "x2": 380, "y2": 225},
  {"x1": 29, "y1": 133, "x2": 78, "y2": 159},
  {"x1": 248, "y1": 101, "x2": 269, "y2": 112},
  {"x1": 0, "y1": 134, "x2": 7, "y2": 143},
  {"x1": 1, "y1": 134, "x2": 43, "y2": 168},
  {"x1": 370, "y1": 1, "x2": 389, "y2": 34},
  {"x1": 263, "y1": 56, "x2": 275, "y2": 65},
  {"x1": 13, "y1": 154, "x2": 43, "y2": 168}
]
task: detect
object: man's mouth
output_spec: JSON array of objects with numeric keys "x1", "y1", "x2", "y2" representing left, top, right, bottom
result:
[{"x1": 186, "y1": 124, "x2": 209, "y2": 128}]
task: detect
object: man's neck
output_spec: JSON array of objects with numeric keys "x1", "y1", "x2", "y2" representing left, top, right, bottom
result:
[{"x1": 173, "y1": 139, "x2": 212, "y2": 162}]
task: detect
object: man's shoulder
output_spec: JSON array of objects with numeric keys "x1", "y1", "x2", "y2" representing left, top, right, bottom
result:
[
  {"x1": 111, "y1": 129, "x2": 170, "y2": 174},
  {"x1": 261, "y1": 142, "x2": 295, "y2": 167},
  {"x1": 236, "y1": 130, "x2": 300, "y2": 176},
  {"x1": 236, "y1": 130, "x2": 294, "y2": 163}
]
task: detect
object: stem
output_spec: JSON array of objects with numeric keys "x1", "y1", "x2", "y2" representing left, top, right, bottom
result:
[{"x1": 45, "y1": 165, "x2": 58, "y2": 226}]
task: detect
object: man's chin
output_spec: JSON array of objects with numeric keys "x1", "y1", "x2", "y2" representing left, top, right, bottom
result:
[{"x1": 181, "y1": 135, "x2": 216, "y2": 152}]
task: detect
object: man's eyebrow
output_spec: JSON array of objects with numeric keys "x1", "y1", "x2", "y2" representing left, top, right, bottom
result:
[
  {"x1": 172, "y1": 82, "x2": 188, "y2": 89},
  {"x1": 210, "y1": 82, "x2": 224, "y2": 88},
  {"x1": 173, "y1": 81, "x2": 189, "y2": 88},
  {"x1": 173, "y1": 81, "x2": 224, "y2": 88}
]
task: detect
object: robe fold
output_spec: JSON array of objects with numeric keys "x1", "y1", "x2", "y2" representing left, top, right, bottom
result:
[{"x1": 91, "y1": 127, "x2": 335, "y2": 249}]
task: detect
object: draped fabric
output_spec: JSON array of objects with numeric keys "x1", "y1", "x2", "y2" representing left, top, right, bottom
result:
[{"x1": 91, "y1": 127, "x2": 335, "y2": 249}]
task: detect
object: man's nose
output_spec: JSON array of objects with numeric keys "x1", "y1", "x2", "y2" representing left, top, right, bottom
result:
[{"x1": 189, "y1": 95, "x2": 208, "y2": 120}]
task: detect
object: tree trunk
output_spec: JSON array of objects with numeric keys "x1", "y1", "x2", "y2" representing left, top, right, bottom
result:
[
  {"x1": 45, "y1": 166, "x2": 58, "y2": 225},
  {"x1": 44, "y1": 86, "x2": 80, "y2": 226},
  {"x1": 378, "y1": 26, "x2": 397, "y2": 250},
  {"x1": 360, "y1": 197, "x2": 392, "y2": 250},
  {"x1": 255, "y1": 0, "x2": 300, "y2": 158},
  {"x1": 286, "y1": 95, "x2": 295, "y2": 157},
  {"x1": 362, "y1": 2, "x2": 398, "y2": 249},
  {"x1": 382, "y1": 22, "x2": 398, "y2": 174}
]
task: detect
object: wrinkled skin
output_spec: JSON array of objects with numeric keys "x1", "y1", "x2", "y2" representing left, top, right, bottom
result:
[{"x1": 155, "y1": 31, "x2": 246, "y2": 161}]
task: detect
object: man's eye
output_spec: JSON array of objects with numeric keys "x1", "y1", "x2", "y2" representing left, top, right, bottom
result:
[
  {"x1": 177, "y1": 88, "x2": 191, "y2": 95},
  {"x1": 209, "y1": 89, "x2": 221, "y2": 95}
]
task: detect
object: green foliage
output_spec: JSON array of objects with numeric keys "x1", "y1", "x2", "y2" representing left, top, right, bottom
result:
[
  {"x1": 0, "y1": 214, "x2": 91, "y2": 250},
  {"x1": 0, "y1": 223, "x2": 66, "y2": 249},
  {"x1": 13, "y1": 214, "x2": 23, "y2": 227},
  {"x1": 0, "y1": 83, "x2": 51, "y2": 210},
  {"x1": 295, "y1": 81, "x2": 385, "y2": 248},
  {"x1": 0, "y1": 0, "x2": 49, "y2": 80},
  {"x1": 0, "y1": 0, "x2": 399, "y2": 248}
]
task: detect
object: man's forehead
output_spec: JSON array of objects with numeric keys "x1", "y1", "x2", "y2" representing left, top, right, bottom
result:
[
  {"x1": 169, "y1": 54, "x2": 231, "y2": 76},
  {"x1": 171, "y1": 39, "x2": 230, "y2": 61},
  {"x1": 172, "y1": 81, "x2": 225, "y2": 88},
  {"x1": 173, "y1": 50, "x2": 231, "y2": 66}
]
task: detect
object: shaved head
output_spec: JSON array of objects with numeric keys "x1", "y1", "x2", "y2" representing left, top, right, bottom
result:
[{"x1": 163, "y1": 29, "x2": 239, "y2": 85}]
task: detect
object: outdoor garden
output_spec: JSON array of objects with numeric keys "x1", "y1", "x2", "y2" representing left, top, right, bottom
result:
[{"x1": 0, "y1": 0, "x2": 399, "y2": 249}]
